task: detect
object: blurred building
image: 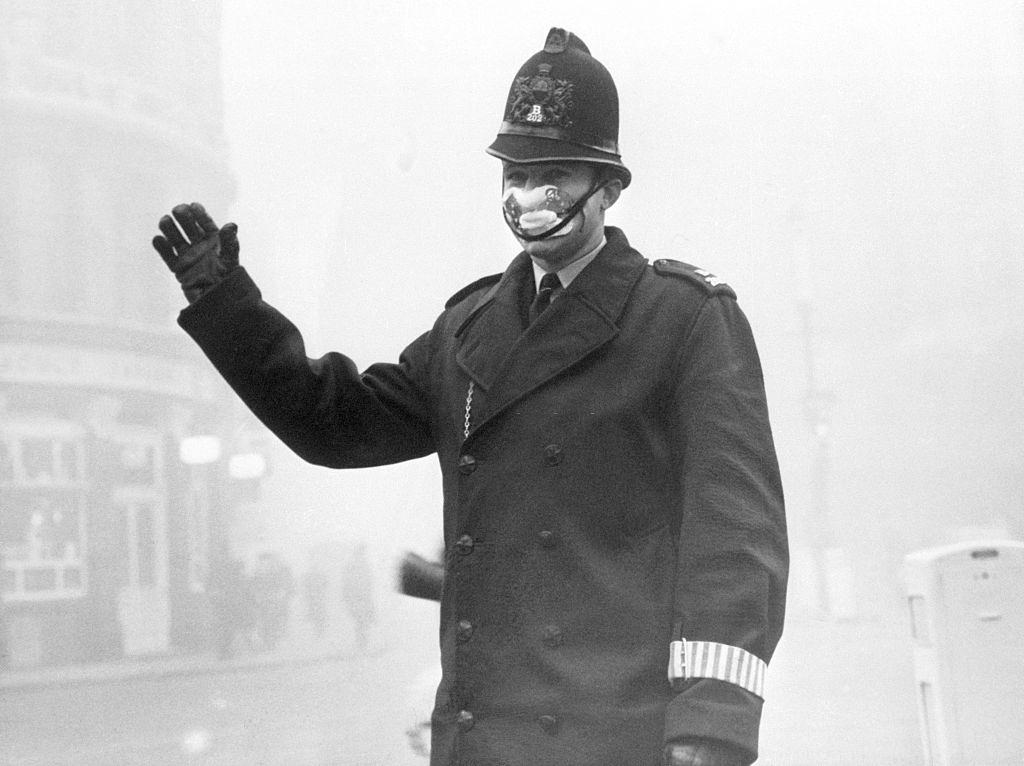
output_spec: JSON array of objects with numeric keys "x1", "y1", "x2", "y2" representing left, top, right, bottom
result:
[{"x1": 0, "y1": 2, "x2": 246, "y2": 668}]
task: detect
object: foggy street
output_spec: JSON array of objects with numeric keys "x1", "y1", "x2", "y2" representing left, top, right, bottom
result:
[
  {"x1": 0, "y1": 610, "x2": 927, "y2": 766},
  {"x1": 1, "y1": 643, "x2": 436, "y2": 766},
  {"x1": 3, "y1": 2, "x2": 1024, "y2": 765}
]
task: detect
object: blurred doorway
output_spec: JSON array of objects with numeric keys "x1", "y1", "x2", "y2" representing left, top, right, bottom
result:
[{"x1": 113, "y1": 432, "x2": 170, "y2": 656}]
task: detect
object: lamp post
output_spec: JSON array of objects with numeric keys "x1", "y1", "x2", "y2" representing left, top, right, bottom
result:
[{"x1": 797, "y1": 300, "x2": 856, "y2": 619}]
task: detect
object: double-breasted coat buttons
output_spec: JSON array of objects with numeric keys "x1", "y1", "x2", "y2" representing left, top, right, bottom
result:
[
  {"x1": 541, "y1": 624, "x2": 564, "y2": 648},
  {"x1": 456, "y1": 710, "x2": 475, "y2": 731},
  {"x1": 455, "y1": 534, "x2": 474, "y2": 555},
  {"x1": 543, "y1": 444, "x2": 563, "y2": 466},
  {"x1": 538, "y1": 714, "x2": 559, "y2": 734}
]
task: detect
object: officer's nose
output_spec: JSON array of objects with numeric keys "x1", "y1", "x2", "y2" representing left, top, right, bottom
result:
[{"x1": 522, "y1": 170, "x2": 547, "y2": 192}]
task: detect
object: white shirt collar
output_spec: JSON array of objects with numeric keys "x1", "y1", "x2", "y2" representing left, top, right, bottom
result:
[{"x1": 531, "y1": 236, "x2": 607, "y2": 292}]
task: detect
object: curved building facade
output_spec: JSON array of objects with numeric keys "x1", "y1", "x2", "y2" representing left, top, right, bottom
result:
[{"x1": 0, "y1": 3, "x2": 240, "y2": 667}]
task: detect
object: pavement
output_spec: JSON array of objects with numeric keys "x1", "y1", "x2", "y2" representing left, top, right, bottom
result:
[
  {"x1": 0, "y1": 634, "x2": 356, "y2": 692},
  {"x1": 1, "y1": 592, "x2": 421, "y2": 692},
  {"x1": 1, "y1": 605, "x2": 930, "y2": 765}
]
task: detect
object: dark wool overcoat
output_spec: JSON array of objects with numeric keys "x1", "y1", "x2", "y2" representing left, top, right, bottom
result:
[{"x1": 179, "y1": 227, "x2": 788, "y2": 766}]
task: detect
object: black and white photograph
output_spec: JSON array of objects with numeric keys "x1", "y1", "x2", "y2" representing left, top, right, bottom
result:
[{"x1": 1, "y1": 2, "x2": 1022, "y2": 764}]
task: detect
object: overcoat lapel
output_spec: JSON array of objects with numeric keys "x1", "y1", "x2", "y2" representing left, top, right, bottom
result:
[
  {"x1": 453, "y1": 254, "x2": 533, "y2": 391},
  {"x1": 455, "y1": 227, "x2": 647, "y2": 438}
]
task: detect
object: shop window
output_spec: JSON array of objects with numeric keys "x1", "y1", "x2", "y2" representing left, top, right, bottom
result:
[
  {"x1": 111, "y1": 432, "x2": 168, "y2": 594},
  {"x1": 24, "y1": 568, "x2": 57, "y2": 592},
  {"x1": 24, "y1": 439, "x2": 57, "y2": 482},
  {"x1": 60, "y1": 441, "x2": 80, "y2": 481},
  {"x1": 1, "y1": 425, "x2": 87, "y2": 602},
  {"x1": 118, "y1": 441, "x2": 155, "y2": 486}
]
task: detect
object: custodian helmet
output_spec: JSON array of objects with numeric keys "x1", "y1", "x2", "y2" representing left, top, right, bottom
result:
[{"x1": 486, "y1": 28, "x2": 631, "y2": 188}]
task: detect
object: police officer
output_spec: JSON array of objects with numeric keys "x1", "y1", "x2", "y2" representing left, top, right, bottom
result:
[{"x1": 153, "y1": 28, "x2": 787, "y2": 766}]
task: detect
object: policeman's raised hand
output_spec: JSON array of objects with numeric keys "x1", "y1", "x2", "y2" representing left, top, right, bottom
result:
[
  {"x1": 152, "y1": 202, "x2": 239, "y2": 304},
  {"x1": 664, "y1": 739, "x2": 749, "y2": 766}
]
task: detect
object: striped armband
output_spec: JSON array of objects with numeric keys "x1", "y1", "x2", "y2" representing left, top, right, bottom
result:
[{"x1": 667, "y1": 639, "x2": 767, "y2": 699}]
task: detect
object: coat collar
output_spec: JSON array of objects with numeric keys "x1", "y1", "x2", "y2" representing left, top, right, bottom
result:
[{"x1": 455, "y1": 227, "x2": 646, "y2": 437}]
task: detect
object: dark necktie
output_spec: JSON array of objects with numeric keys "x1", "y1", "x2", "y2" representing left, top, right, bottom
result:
[{"x1": 529, "y1": 272, "x2": 561, "y2": 323}]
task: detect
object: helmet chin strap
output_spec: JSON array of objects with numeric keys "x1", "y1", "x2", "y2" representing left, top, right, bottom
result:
[{"x1": 504, "y1": 180, "x2": 606, "y2": 242}]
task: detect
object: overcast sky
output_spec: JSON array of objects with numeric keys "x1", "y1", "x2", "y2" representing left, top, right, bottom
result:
[{"x1": 205, "y1": 2, "x2": 1024, "y2": 603}]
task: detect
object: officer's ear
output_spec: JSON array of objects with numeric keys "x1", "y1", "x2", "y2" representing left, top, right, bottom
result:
[{"x1": 599, "y1": 174, "x2": 623, "y2": 212}]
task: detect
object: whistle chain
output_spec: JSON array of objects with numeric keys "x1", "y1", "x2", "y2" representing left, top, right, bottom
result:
[{"x1": 463, "y1": 380, "x2": 474, "y2": 440}]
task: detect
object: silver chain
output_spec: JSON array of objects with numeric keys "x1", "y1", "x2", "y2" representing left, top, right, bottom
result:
[{"x1": 463, "y1": 380, "x2": 474, "y2": 440}]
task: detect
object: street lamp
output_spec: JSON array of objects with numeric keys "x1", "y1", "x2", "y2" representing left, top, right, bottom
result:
[
  {"x1": 178, "y1": 435, "x2": 222, "y2": 465},
  {"x1": 227, "y1": 453, "x2": 267, "y2": 480}
]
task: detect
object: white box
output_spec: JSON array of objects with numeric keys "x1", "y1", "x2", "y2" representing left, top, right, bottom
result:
[{"x1": 905, "y1": 540, "x2": 1024, "y2": 765}]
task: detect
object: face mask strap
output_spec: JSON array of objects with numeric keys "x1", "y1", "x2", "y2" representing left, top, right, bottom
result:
[{"x1": 504, "y1": 179, "x2": 607, "y2": 242}]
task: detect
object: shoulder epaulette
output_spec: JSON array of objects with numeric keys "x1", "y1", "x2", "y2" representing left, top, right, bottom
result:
[
  {"x1": 652, "y1": 259, "x2": 736, "y2": 299},
  {"x1": 445, "y1": 273, "x2": 502, "y2": 309}
]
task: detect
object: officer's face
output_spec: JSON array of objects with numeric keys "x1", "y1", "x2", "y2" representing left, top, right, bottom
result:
[{"x1": 501, "y1": 161, "x2": 614, "y2": 270}]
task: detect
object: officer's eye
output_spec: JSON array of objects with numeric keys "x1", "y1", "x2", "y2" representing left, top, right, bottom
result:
[
  {"x1": 541, "y1": 169, "x2": 572, "y2": 185},
  {"x1": 504, "y1": 171, "x2": 527, "y2": 186}
]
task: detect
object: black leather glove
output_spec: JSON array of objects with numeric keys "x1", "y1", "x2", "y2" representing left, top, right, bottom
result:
[
  {"x1": 152, "y1": 202, "x2": 239, "y2": 304},
  {"x1": 664, "y1": 738, "x2": 750, "y2": 766}
]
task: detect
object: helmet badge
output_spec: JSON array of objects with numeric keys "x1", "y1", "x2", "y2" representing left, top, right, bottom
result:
[{"x1": 508, "y1": 63, "x2": 574, "y2": 129}]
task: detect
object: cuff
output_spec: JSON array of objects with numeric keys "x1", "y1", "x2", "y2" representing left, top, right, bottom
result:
[
  {"x1": 177, "y1": 267, "x2": 272, "y2": 365},
  {"x1": 664, "y1": 678, "x2": 763, "y2": 762},
  {"x1": 178, "y1": 267, "x2": 260, "y2": 333}
]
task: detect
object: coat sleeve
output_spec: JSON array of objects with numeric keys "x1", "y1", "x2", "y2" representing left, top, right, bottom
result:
[
  {"x1": 663, "y1": 293, "x2": 789, "y2": 762},
  {"x1": 177, "y1": 267, "x2": 436, "y2": 468}
]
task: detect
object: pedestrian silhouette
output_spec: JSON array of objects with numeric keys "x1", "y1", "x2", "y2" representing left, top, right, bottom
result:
[
  {"x1": 207, "y1": 556, "x2": 249, "y2": 660},
  {"x1": 341, "y1": 543, "x2": 376, "y2": 652},
  {"x1": 302, "y1": 558, "x2": 329, "y2": 639},
  {"x1": 250, "y1": 552, "x2": 294, "y2": 651}
]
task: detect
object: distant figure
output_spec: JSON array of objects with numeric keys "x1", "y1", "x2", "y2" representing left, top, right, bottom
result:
[
  {"x1": 341, "y1": 543, "x2": 376, "y2": 652},
  {"x1": 397, "y1": 549, "x2": 444, "y2": 602},
  {"x1": 302, "y1": 559, "x2": 329, "y2": 639},
  {"x1": 250, "y1": 551, "x2": 294, "y2": 650},
  {"x1": 207, "y1": 556, "x2": 249, "y2": 659}
]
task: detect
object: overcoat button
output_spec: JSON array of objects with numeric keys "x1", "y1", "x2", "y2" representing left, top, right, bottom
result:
[
  {"x1": 538, "y1": 530, "x2": 556, "y2": 547},
  {"x1": 455, "y1": 534, "x2": 474, "y2": 555},
  {"x1": 538, "y1": 714, "x2": 559, "y2": 734},
  {"x1": 543, "y1": 444, "x2": 563, "y2": 466},
  {"x1": 542, "y1": 624, "x2": 564, "y2": 647},
  {"x1": 457, "y1": 619, "x2": 474, "y2": 642},
  {"x1": 458, "y1": 454, "x2": 477, "y2": 474},
  {"x1": 456, "y1": 709, "x2": 475, "y2": 731}
]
